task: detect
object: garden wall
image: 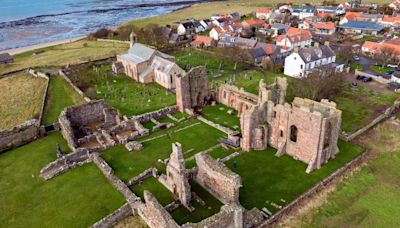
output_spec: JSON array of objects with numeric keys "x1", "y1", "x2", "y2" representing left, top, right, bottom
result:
[
  {"x1": 0, "y1": 119, "x2": 40, "y2": 152},
  {"x1": 258, "y1": 150, "x2": 370, "y2": 227}
]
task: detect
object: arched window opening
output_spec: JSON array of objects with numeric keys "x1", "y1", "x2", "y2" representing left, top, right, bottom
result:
[{"x1": 290, "y1": 125, "x2": 298, "y2": 143}]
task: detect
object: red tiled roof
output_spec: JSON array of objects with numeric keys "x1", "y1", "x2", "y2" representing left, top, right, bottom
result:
[
  {"x1": 315, "y1": 22, "x2": 336, "y2": 30},
  {"x1": 276, "y1": 28, "x2": 312, "y2": 44},
  {"x1": 363, "y1": 39, "x2": 400, "y2": 55},
  {"x1": 192, "y1": 35, "x2": 213, "y2": 45},
  {"x1": 244, "y1": 19, "x2": 266, "y2": 26},
  {"x1": 257, "y1": 8, "x2": 271, "y2": 14}
]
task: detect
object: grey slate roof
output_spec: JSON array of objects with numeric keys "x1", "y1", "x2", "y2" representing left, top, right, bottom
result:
[
  {"x1": 298, "y1": 45, "x2": 335, "y2": 63},
  {"x1": 0, "y1": 53, "x2": 12, "y2": 62},
  {"x1": 339, "y1": 20, "x2": 384, "y2": 31},
  {"x1": 248, "y1": 48, "x2": 267, "y2": 59},
  {"x1": 127, "y1": 43, "x2": 156, "y2": 63},
  {"x1": 234, "y1": 37, "x2": 257, "y2": 48}
]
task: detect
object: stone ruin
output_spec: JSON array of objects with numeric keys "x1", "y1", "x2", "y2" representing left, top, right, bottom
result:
[
  {"x1": 59, "y1": 100, "x2": 148, "y2": 152},
  {"x1": 193, "y1": 153, "x2": 241, "y2": 204},
  {"x1": 159, "y1": 143, "x2": 192, "y2": 209},
  {"x1": 220, "y1": 77, "x2": 342, "y2": 173},
  {"x1": 0, "y1": 119, "x2": 40, "y2": 152},
  {"x1": 175, "y1": 66, "x2": 211, "y2": 113}
]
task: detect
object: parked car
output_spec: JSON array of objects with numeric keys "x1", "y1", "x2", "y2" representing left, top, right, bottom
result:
[
  {"x1": 353, "y1": 56, "x2": 360, "y2": 61},
  {"x1": 362, "y1": 77, "x2": 372, "y2": 82},
  {"x1": 356, "y1": 75, "x2": 366, "y2": 80},
  {"x1": 387, "y1": 64, "x2": 398, "y2": 68},
  {"x1": 385, "y1": 70, "x2": 395, "y2": 75}
]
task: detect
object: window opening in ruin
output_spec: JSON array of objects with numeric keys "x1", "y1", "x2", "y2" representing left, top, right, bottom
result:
[
  {"x1": 290, "y1": 125, "x2": 298, "y2": 142},
  {"x1": 273, "y1": 111, "x2": 277, "y2": 118},
  {"x1": 280, "y1": 130, "x2": 283, "y2": 137},
  {"x1": 324, "y1": 122, "x2": 332, "y2": 149}
]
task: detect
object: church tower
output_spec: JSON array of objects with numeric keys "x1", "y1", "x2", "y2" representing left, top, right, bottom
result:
[{"x1": 130, "y1": 31, "x2": 137, "y2": 48}]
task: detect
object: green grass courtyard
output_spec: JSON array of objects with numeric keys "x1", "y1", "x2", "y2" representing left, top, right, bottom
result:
[{"x1": 201, "y1": 103, "x2": 241, "y2": 130}]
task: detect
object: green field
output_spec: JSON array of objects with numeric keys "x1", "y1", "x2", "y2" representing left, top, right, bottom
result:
[
  {"x1": 67, "y1": 64, "x2": 176, "y2": 116},
  {"x1": 225, "y1": 140, "x2": 364, "y2": 213},
  {"x1": 370, "y1": 65, "x2": 396, "y2": 74},
  {"x1": 0, "y1": 133, "x2": 125, "y2": 227},
  {"x1": 201, "y1": 103, "x2": 241, "y2": 130},
  {"x1": 101, "y1": 118, "x2": 225, "y2": 181},
  {"x1": 42, "y1": 76, "x2": 86, "y2": 125},
  {"x1": 295, "y1": 122, "x2": 400, "y2": 227}
]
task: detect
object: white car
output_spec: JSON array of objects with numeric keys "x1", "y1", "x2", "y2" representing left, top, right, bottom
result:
[
  {"x1": 387, "y1": 64, "x2": 398, "y2": 68},
  {"x1": 353, "y1": 56, "x2": 360, "y2": 61}
]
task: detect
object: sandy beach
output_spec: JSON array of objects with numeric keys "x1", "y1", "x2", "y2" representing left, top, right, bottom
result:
[{"x1": 0, "y1": 36, "x2": 86, "y2": 55}]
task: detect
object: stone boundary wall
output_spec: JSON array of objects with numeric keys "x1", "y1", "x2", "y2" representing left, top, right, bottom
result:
[
  {"x1": 220, "y1": 152, "x2": 241, "y2": 163},
  {"x1": 342, "y1": 98, "x2": 400, "y2": 141},
  {"x1": 0, "y1": 119, "x2": 40, "y2": 152},
  {"x1": 355, "y1": 70, "x2": 390, "y2": 84},
  {"x1": 131, "y1": 105, "x2": 179, "y2": 123},
  {"x1": 197, "y1": 116, "x2": 235, "y2": 135},
  {"x1": 127, "y1": 168, "x2": 158, "y2": 186},
  {"x1": 258, "y1": 150, "x2": 370, "y2": 227},
  {"x1": 92, "y1": 203, "x2": 133, "y2": 228},
  {"x1": 27, "y1": 69, "x2": 51, "y2": 125},
  {"x1": 59, "y1": 70, "x2": 91, "y2": 103},
  {"x1": 97, "y1": 39, "x2": 130, "y2": 44},
  {"x1": 39, "y1": 148, "x2": 94, "y2": 180}
]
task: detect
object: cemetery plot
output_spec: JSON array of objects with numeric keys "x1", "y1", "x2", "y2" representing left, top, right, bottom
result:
[
  {"x1": 42, "y1": 76, "x2": 86, "y2": 125},
  {"x1": 101, "y1": 118, "x2": 225, "y2": 182},
  {"x1": 200, "y1": 103, "x2": 241, "y2": 130},
  {"x1": 224, "y1": 140, "x2": 363, "y2": 214},
  {"x1": 66, "y1": 64, "x2": 176, "y2": 116},
  {"x1": 0, "y1": 133, "x2": 126, "y2": 227},
  {"x1": 0, "y1": 73, "x2": 47, "y2": 130}
]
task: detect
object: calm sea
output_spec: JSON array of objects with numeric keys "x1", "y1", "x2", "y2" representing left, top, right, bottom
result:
[{"x1": 0, "y1": 0, "x2": 202, "y2": 50}]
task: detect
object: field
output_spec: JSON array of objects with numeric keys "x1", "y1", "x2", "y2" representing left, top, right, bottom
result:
[
  {"x1": 42, "y1": 76, "x2": 86, "y2": 125},
  {"x1": 0, "y1": 133, "x2": 126, "y2": 227},
  {"x1": 0, "y1": 40, "x2": 129, "y2": 75},
  {"x1": 288, "y1": 121, "x2": 400, "y2": 227},
  {"x1": 0, "y1": 73, "x2": 47, "y2": 130},
  {"x1": 225, "y1": 140, "x2": 363, "y2": 213},
  {"x1": 66, "y1": 64, "x2": 176, "y2": 116}
]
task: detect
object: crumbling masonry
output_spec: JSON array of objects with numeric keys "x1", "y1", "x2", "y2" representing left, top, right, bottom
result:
[{"x1": 220, "y1": 77, "x2": 342, "y2": 173}]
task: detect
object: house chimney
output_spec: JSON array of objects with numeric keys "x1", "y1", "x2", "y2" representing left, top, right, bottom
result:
[
  {"x1": 314, "y1": 42, "x2": 320, "y2": 48},
  {"x1": 293, "y1": 46, "x2": 299, "y2": 53}
]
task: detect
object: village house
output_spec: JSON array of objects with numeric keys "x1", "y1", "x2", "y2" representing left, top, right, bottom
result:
[
  {"x1": 212, "y1": 17, "x2": 231, "y2": 27},
  {"x1": 362, "y1": 38, "x2": 400, "y2": 59},
  {"x1": 379, "y1": 15, "x2": 400, "y2": 27},
  {"x1": 270, "y1": 23, "x2": 290, "y2": 36},
  {"x1": 255, "y1": 8, "x2": 272, "y2": 20},
  {"x1": 247, "y1": 47, "x2": 267, "y2": 65},
  {"x1": 209, "y1": 25, "x2": 234, "y2": 40},
  {"x1": 234, "y1": 37, "x2": 258, "y2": 49},
  {"x1": 314, "y1": 22, "x2": 336, "y2": 35},
  {"x1": 339, "y1": 12, "x2": 362, "y2": 25},
  {"x1": 284, "y1": 43, "x2": 343, "y2": 78},
  {"x1": 177, "y1": 20, "x2": 206, "y2": 35},
  {"x1": 191, "y1": 35, "x2": 214, "y2": 47},
  {"x1": 0, "y1": 53, "x2": 13, "y2": 64},
  {"x1": 389, "y1": 0, "x2": 400, "y2": 10},
  {"x1": 114, "y1": 35, "x2": 185, "y2": 90},
  {"x1": 316, "y1": 6, "x2": 346, "y2": 16},
  {"x1": 257, "y1": 42, "x2": 284, "y2": 60},
  {"x1": 217, "y1": 33, "x2": 236, "y2": 47},
  {"x1": 339, "y1": 12, "x2": 383, "y2": 25},
  {"x1": 275, "y1": 27, "x2": 313, "y2": 51},
  {"x1": 338, "y1": 20, "x2": 384, "y2": 35},
  {"x1": 292, "y1": 6, "x2": 316, "y2": 19},
  {"x1": 242, "y1": 19, "x2": 268, "y2": 30}
]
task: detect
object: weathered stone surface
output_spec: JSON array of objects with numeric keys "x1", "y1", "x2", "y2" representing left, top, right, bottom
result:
[
  {"x1": 176, "y1": 66, "x2": 209, "y2": 112},
  {"x1": 92, "y1": 203, "x2": 133, "y2": 228},
  {"x1": 127, "y1": 168, "x2": 157, "y2": 186},
  {"x1": 132, "y1": 105, "x2": 178, "y2": 123},
  {"x1": 194, "y1": 153, "x2": 241, "y2": 204},
  {"x1": 0, "y1": 119, "x2": 40, "y2": 152},
  {"x1": 125, "y1": 141, "x2": 143, "y2": 152}
]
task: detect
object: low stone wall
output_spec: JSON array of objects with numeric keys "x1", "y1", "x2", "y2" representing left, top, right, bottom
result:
[
  {"x1": 97, "y1": 39, "x2": 130, "y2": 44},
  {"x1": 355, "y1": 70, "x2": 390, "y2": 84},
  {"x1": 39, "y1": 148, "x2": 93, "y2": 180},
  {"x1": 0, "y1": 119, "x2": 40, "y2": 152},
  {"x1": 197, "y1": 116, "x2": 235, "y2": 135},
  {"x1": 27, "y1": 69, "x2": 50, "y2": 125},
  {"x1": 59, "y1": 70, "x2": 91, "y2": 102},
  {"x1": 92, "y1": 203, "x2": 133, "y2": 228},
  {"x1": 131, "y1": 106, "x2": 179, "y2": 123},
  {"x1": 342, "y1": 98, "x2": 400, "y2": 141},
  {"x1": 127, "y1": 168, "x2": 158, "y2": 186},
  {"x1": 258, "y1": 150, "x2": 370, "y2": 227}
]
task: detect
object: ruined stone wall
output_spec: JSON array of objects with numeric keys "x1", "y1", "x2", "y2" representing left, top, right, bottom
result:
[
  {"x1": 131, "y1": 105, "x2": 178, "y2": 123},
  {"x1": 176, "y1": 66, "x2": 209, "y2": 112},
  {"x1": 65, "y1": 100, "x2": 109, "y2": 126},
  {"x1": 194, "y1": 153, "x2": 241, "y2": 204},
  {"x1": 59, "y1": 109, "x2": 79, "y2": 151},
  {"x1": 92, "y1": 203, "x2": 133, "y2": 228},
  {"x1": 138, "y1": 191, "x2": 180, "y2": 228},
  {"x1": 0, "y1": 119, "x2": 40, "y2": 152},
  {"x1": 218, "y1": 84, "x2": 258, "y2": 115}
]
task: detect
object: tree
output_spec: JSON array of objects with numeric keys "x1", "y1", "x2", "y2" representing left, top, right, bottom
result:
[
  {"x1": 375, "y1": 45, "x2": 397, "y2": 67},
  {"x1": 287, "y1": 67, "x2": 345, "y2": 101}
]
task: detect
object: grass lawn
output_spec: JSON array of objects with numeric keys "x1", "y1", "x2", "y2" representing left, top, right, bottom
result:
[
  {"x1": 0, "y1": 132, "x2": 126, "y2": 227},
  {"x1": 333, "y1": 86, "x2": 398, "y2": 133},
  {"x1": 42, "y1": 76, "x2": 86, "y2": 125},
  {"x1": 0, "y1": 73, "x2": 47, "y2": 130},
  {"x1": 225, "y1": 140, "x2": 364, "y2": 213},
  {"x1": 208, "y1": 147, "x2": 236, "y2": 160},
  {"x1": 349, "y1": 63, "x2": 363, "y2": 72},
  {"x1": 0, "y1": 40, "x2": 129, "y2": 75},
  {"x1": 370, "y1": 65, "x2": 396, "y2": 74},
  {"x1": 172, "y1": 49, "x2": 246, "y2": 78},
  {"x1": 171, "y1": 181, "x2": 222, "y2": 225},
  {"x1": 296, "y1": 122, "x2": 400, "y2": 227},
  {"x1": 67, "y1": 64, "x2": 176, "y2": 116},
  {"x1": 210, "y1": 70, "x2": 287, "y2": 95},
  {"x1": 101, "y1": 119, "x2": 225, "y2": 181},
  {"x1": 130, "y1": 177, "x2": 175, "y2": 206},
  {"x1": 201, "y1": 103, "x2": 240, "y2": 130}
]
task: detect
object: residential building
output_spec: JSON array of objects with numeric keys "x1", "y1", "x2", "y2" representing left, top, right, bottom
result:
[
  {"x1": 209, "y1": 25, "x2": 233, "y2": 40},
  {"x1": 270, "y1": 23, "x2": 290, "y2": 36},
  {"x1": 316, "y1": 6, "x2": 346, "y2": 16},
  {"x1": 314, "y1": 22, "x2": 336, "y2": 35},
  {"x1": 242, "y1": 19, "x2": 267, "y2": 29},
  {"x1": 234, "y1": 37, "x2": 258, "y2": 49},
  {"x1": 292, "y1": 6, "x2": 316, "y2": 19},
  {"x1": 247, "y1": 48, "x2": 267, "y2": 65},
  {"x1": 191, "y1": 35, "x2": 214, "y2": 47},
  {"x1": 275, "y1": 27, "x2": 313, "y2": 50},
  {"x1": 177, "y1": 21, "x2": 196, "y2": 35},
  {"x1": 339, "y1": 12, "x2": 362, "y2": 25},
  {"x1": 284, "y1": 44, "x2": 343, "y2": 78},
  {"x1": 256, "y1": 8, "x2": 272, "y2": 20},
  {"x1": 362, "y1": 38, "x2": 400, "y2": 58},
  {"x1": 0, "y1": 53, "x2": 13, "y2": 64},
  {"x1": 256, "y1": 42, "x2": 284, "y2": 60},
  {"x1": 339, "y1": 20, "x2": 385, "y2": 35}
]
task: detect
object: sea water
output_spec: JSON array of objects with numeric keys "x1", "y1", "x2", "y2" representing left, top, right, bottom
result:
[{"x1": 0, "y1": 0, "x2": 201, "y2": 50}]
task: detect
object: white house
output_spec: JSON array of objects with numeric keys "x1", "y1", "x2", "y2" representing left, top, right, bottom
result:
[
  {"x1": 177, "y1": 21, "x2": 206, "y2": 35},
  {"x1": 256, "y1": 8, "x2": 272, "y2": 20},
  {"x1": 284, "y1": 44, "x2": 343, "y2": 78},
  {"x1": 292, "y1": 6, "x2": 316, "y2": 19},
  {"x1": 276, "y1": 28, "x2": 313, "y2": 50},
  {"x1": 209, "y1": 25, "x2": 233, "y2": 40}
]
